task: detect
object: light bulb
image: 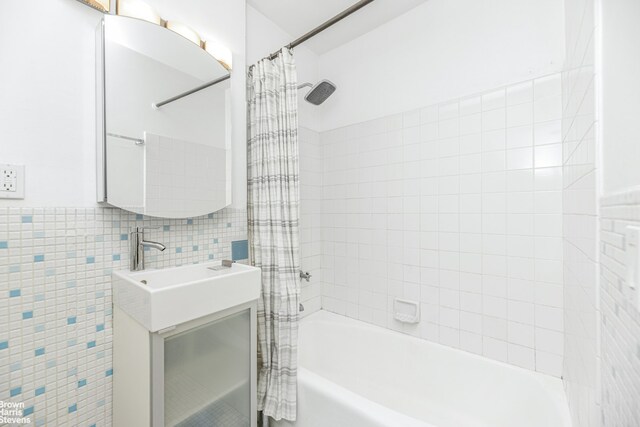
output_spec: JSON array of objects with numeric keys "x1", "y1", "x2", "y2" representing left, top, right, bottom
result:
[
  {"x1": 117, "y1": 0, "x2": 161, "y2": 25},
  {"x1": 165, "y1": 21, "x2": 201, "y2": 46}
]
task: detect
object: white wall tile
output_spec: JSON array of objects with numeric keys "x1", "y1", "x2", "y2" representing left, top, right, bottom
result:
[{"x1": 319, "y1": 74, "x2": 564, "y2": 377}]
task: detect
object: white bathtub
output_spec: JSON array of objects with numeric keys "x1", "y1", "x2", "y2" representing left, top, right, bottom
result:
[{"x1": 273, "y1": 310, "x2": 571, "y2": 427}]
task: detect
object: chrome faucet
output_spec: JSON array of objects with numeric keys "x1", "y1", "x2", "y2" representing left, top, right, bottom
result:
[{"x1": 130, "y1": 227, "x2": 166, "y2": 271}]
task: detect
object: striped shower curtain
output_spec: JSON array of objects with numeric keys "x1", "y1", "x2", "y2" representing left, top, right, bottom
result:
[{"x1": 247, "y1": 48, "x2": 300, "y2": 422}]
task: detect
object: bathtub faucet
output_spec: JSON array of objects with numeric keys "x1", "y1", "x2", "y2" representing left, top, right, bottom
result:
[{"x1": 300, "y1": 270, "x2": 312, "y2": 282}]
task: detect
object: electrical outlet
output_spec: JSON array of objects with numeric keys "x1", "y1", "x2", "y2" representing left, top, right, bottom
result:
[{"x1": 0, "y1": 164, "x2": 25, "y2": 199}]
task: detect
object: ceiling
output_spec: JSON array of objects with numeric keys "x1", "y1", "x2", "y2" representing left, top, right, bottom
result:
[{"x1": 247, "y1": 0, "x2": 429, "y2": 54}]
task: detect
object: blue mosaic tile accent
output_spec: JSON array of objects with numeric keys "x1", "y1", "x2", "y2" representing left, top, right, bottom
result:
[
  {"x1": 135, "y1": 214, "x2": 143, "y2": 220},
  {"x1": 10, "y1": 386, "x2": 22, "y2": 397},
  {"x1": 1, "y1": 205, "x2": 246, "y2": 426},
  {"x1": 21, "y1": 215, "x2": 32, "y2": 223},
  {"x1": 232, "y1": 240, "x2": 249, "y2": 261},
  {"x1": 176, "y1": 247, "x2": 182, "y2": 254}
]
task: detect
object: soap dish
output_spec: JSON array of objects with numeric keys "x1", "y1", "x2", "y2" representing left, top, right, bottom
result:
[{"x1": 393, "y1": 298, "x2": 420, "y2": 324}]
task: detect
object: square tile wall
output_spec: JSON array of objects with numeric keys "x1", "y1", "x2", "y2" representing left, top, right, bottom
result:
[
  {"x1": 562, "y1": 0, "x2": 600, "y2": 425},
  {"x1": 0, "y1": 206, "x2": 247, "y2": 426},
  {"x1": 299, "y1": 127, "x2": 323, "y2": 316},
  {"x1": 319, "y1": 73, "x2": 565, "y2": 376},
  {"x1": 600, "y1": 192, "x2": 640, "y2": 426}
]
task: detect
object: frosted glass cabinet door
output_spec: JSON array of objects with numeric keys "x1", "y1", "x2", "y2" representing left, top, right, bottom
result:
[{"x1": 163, "y1": 310, "x2": 251, "y2": 427}]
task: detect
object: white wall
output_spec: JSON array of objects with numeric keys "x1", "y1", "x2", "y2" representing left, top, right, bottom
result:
[
  {"x1": 0, "y1": 0, "x2": 246, "y2": 208},
  {"x1": 600, "y1": 0, "x2": 640, "y2": 195},
  {"x1": 246, "y1": 6, "x2": 320, "y2": 131},
  {"x1": 316, "y1": 0, "x2": 566, "y2": 132}
]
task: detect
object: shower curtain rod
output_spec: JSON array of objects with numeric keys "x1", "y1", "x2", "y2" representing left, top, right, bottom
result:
[{"x1": 267, "y1": 0, "x2": 375, "y2": 60}]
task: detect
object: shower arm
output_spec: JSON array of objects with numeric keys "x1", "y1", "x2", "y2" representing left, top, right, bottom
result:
[{"x1": 298, "y1": 82, "x2": 314, "y2": 90}]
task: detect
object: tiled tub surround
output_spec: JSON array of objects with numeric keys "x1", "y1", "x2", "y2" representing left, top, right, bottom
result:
[
  {"x1": 320, "y1": 73, "x2": 565, "y2": 376},
  {"x1": 600, "y1": 192, "x2": 640, "y2": 426},
  {"x1": 561, "y1": 0, "x2": 600, "y2": 424},
  {"x1": 0, "y1": 206, "x2": 247, "y2": 427},
  {"x1": 299, "y1": 126, "x2": 323, "y2": 316}
]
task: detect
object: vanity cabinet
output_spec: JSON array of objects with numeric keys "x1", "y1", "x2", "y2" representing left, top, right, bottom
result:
[{"x1": 113, "y1": 303, "x2": 257, "y2": 426}]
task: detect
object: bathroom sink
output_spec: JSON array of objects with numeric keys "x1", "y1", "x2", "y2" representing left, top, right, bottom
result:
[{"x1": 112, "y1": 261, "x2": 261, "y2": 332}]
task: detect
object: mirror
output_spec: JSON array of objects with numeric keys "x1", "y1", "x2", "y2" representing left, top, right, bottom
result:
[{"x1": 96, "y1": 15, "x2": 232, "y2": 218}]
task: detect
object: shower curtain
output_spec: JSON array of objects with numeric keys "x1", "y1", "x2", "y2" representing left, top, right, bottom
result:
[{"x1": 247, "y1": 48, "x2": 301, "y2": 422}]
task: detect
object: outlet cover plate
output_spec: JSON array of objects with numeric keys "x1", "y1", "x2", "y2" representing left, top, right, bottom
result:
[{"x1": 0, "y1": 164, "x2": 25, "y2": 199}]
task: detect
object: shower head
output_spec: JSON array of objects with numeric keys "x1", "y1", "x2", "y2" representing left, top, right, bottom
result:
[{"x1": 298, "y1": 80, "x2": 336, "y2": 105}]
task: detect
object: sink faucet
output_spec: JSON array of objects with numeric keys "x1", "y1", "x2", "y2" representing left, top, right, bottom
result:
[{"x1": 130, "y1": 227, "x2": 166, "y2": 271}]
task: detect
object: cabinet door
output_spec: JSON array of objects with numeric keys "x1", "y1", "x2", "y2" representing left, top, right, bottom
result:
[{"x1": 163, "y1": 309, "x2": 252, "y2": 427}]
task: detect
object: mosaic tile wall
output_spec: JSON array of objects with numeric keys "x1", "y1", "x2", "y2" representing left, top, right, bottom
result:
[
  {"x1": 0, "y1": 206, "x2": 247, "y2": 426},
  {"x1": 600, "y1": 191, "x2": 640, "y2": 426}
]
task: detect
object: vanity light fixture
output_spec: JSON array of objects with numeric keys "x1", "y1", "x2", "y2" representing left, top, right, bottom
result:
[
  {"x1": 165, "y1": 21, "x2": 202, "y2": 46},
  {"x1": 113, "y1": 0, "x2": 232, "y2": 70},
  {"x1": 116, "y1": 0, "x2": 161, "y2": 25},
  {"x1": 77, "y1": 0, "x2": 110, "y2": 13}
]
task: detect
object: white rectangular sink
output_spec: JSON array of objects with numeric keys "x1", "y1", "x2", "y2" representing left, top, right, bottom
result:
[{"x1": 112, "y1": 261, "x2": 261, "y2": 332}]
